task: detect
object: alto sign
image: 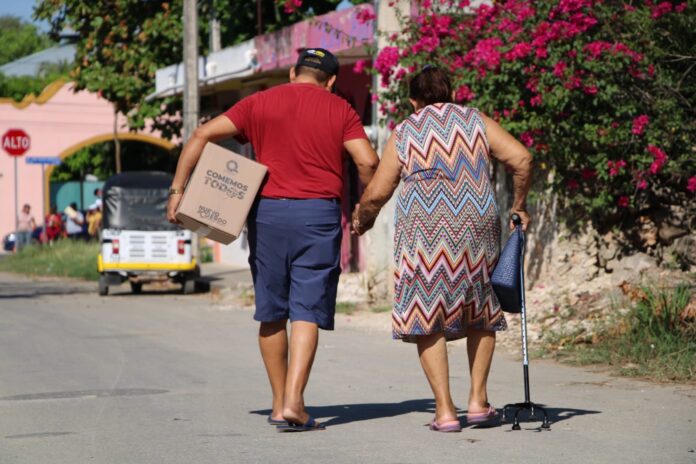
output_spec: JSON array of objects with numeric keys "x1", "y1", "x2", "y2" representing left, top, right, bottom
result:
[{"x1": 2, "y1": 128, "x2": 31, "y2": 156}]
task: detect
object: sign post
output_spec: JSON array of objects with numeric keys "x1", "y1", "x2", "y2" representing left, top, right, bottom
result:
[
  {"x1": 25, "y1": 157, "x2": 62, "y2": 223},
  {"x1": 2, "y1": 129, "x2": 31, "y2": 234}
]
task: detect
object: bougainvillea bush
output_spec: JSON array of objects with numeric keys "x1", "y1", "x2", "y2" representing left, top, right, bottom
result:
[{"x1": 370, "y1": 0, "x2": 695, "y2": 242}]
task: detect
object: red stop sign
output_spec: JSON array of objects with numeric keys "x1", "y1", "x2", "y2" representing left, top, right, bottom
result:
[{"x1": 2, "y1": 129, "x2": 31, "y2": 156}]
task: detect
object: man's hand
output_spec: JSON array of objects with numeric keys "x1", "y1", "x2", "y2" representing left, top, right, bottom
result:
[
  {"x1": 510, "y1": 209, "x2": 531, "y2": 231},
  {"x1": 167, "y1": 194, "x2": 183, "y2": 224}
]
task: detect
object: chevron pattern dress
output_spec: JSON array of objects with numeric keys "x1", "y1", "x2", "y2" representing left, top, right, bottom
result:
[{"x1": 393, "y1": 103, "x2": 506, "y2": 342}]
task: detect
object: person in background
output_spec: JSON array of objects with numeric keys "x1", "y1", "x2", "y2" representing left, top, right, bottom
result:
[
  {"x1": 353, "y1": 66, "x2": 533, "y2": 432},
  {"x1": 94, "y1": 188, "x2": 103, "y2": 209},
  {"x1": 45, "y1": 205, "x2": 64, "y2": 244},
  {"x1": 65, "y1": 202, "x2": 85, "y2": 240},
  {"x1": 15, "y1": 204, "x2": 36, "y2": 252},
  {"x1": 87, "y1": 204, "x2": 102, "y2": 240}
]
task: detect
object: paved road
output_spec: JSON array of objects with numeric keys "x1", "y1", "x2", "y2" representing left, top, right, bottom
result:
[{"x1": 0, "y1": 272, "x2": 694, "y2": 464}]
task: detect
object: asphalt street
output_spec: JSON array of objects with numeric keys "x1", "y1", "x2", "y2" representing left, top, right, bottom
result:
[{"x1": 0, "y1": 272, "x2": 694, "y2": 464}]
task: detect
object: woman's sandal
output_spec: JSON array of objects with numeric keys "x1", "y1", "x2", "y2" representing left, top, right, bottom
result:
[
  {"x1": 429, "y1": 418, "x2": 462, "y2": 433},
  {"x1": 466, "y1": 405, "x2": 499, "y2": 425}
]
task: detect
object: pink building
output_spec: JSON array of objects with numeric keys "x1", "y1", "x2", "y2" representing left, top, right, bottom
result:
[{"x1": 0, "y1": 81, "x2": 171, "y2": 243}]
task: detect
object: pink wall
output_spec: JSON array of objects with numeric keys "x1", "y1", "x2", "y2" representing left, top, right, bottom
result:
[
  {"x1": 0, "y1": 82, "x2": 172, "y2": 241},
  {"x1": 255, "y1": 5, "x2": 374, "y2": 72}
]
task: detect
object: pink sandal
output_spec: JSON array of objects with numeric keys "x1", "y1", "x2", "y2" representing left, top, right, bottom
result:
[
  {"x1": 466, "y1": 405, "x2": 499, "y2": 425},
  {"x1": 429, "y1": 419, "x2": 462, "y2": 433}
]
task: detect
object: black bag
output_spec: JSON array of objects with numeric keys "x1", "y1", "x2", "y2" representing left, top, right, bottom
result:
[{"x1": 491, "y1": 225, "x2": 524, "y2": 314}]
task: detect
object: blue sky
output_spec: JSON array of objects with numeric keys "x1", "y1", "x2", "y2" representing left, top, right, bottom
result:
[{"x1": 0, "y1": 0, "x2": 48, "y2": 30}]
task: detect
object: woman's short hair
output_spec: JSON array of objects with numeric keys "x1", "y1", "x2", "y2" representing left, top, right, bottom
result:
[{"x1": 409, "y1": 66, "x2": 453, "y2": 106}]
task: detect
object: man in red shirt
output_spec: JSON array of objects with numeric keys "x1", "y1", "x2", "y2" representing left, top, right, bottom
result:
[{"x1": 167, "y1": 48, "x2": 379, "y2": 431}]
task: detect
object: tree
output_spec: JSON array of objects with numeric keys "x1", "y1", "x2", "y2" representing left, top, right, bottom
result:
[
  {"x1": 371, "y1": 0, "x2": 695, "y2": 246},
  {"x1": 0, "y1": 62, "x2": 71, "y2": 102},
  {"x1": 33, "y1": 0, "x2": 365, "y2": 141},
  {"x1": 0, "y1": 16, "x2": 53, "y2": 66}
]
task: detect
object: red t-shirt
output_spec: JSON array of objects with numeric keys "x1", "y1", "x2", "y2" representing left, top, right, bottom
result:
[{"x1": 223, "y1": 83, "x2": 367, "y2": 199}]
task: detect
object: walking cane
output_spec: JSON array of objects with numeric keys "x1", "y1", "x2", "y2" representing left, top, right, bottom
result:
[{"x1": 499, "y1": 214, "x2": 551, "y2": 431}]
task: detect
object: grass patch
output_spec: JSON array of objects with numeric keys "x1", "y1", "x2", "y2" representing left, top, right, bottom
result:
[
  {"x1": 335, "y1": 302, "x2": 357, "y2": 315},
  {"x1": 0, "y1": 240, "x2": 100, "y2": 281},
  {"x1": 543, "y1": 284, "x2": 696, "y2": 382},
  {"x1": 371, "y1": 304, "x2": 392, "y2": 313}
]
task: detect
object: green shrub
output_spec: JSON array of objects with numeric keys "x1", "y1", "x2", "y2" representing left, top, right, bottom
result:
[
  {"x1": 371, "y1": 0, "x2": 696, "y2": 239},
  {"x1": 549, "y1": 284, "x2": 695, "y2": 381},
  {"x1": 0, "y1": 240, "x2": 100, "y2": 281}
]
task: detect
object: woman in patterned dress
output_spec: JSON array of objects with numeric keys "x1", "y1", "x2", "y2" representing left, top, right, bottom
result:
[{"x1": 353, "y1": 67, "x2": 533, "y2": 432}]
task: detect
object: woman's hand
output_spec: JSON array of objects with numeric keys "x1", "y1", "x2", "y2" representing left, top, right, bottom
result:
[
  {"x1": 351, "y1": 204, "x2": 375, "y2": 236},
  {"x1": 167, "y1": 194, "x2": 183, "y2": 224},
  {"x1": 510, "y1": 209, "x2": 531, "y2": 231}
]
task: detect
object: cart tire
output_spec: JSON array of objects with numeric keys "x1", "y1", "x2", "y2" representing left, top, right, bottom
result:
[
  {"x1": 130, "y1": 282, "x2": 143, "y2": 294},
  {"x1": 182, "y1": 278, "x2": 196, "y2": 294},
  {"x1": 98, "y1": 275, "x2": 109, "y2": 296}
]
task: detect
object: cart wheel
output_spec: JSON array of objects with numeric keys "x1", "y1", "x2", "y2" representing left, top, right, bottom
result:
[
  {"x1": 182, "y1": 278, "x2": 195, "y2": 294},
  {"x1": 130, "y1": 282, "x2": 143, "y2": 294},
  {"x1": 98, "y1": 274, "x2": 109, "y2": 296}
]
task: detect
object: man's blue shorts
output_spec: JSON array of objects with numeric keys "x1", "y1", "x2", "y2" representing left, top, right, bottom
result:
[{"x1": 247, "y1": 198, "x2": 342, "y2": 330}]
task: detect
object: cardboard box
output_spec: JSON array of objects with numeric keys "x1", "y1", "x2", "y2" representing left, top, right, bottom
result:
[{"x1": 175, "y1": 143, "x2": 267, "y2": 244}]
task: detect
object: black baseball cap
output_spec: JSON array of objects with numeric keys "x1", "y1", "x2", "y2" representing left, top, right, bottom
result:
[{"x1": 296, "y1": 48, "x2": 340, "y2": 76}]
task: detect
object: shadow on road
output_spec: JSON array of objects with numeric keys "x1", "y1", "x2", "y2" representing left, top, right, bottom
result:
[{"x1": 251, "y1": 401, "x2": 601, "y2": 429}]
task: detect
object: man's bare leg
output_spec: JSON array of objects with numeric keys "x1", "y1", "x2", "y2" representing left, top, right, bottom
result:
[
  {"x1": 259, "y1": 320, "x2": 288, "y2": 421},
  {"x1": 282, "y1": 321, "x2": 319, "y2": 424}
]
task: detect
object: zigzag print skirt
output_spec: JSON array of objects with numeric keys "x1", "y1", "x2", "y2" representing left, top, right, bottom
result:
[{"x1": 392, "y1": 179, "x2": 507, "y2": 342}]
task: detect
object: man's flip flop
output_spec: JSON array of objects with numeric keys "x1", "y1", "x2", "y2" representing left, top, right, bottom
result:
[
  {"x1": 429, "y1": 419, "x2": 462, "y2": 433},
  {"x1": 466, "y1": 405, "x2": 499, "y2": 425},
  {"x1": 276, "y1": 416, "x2": 326, "y2": 432},
  {"x1": 267, "y1": 415, "x2": 286, "y2": 426}
]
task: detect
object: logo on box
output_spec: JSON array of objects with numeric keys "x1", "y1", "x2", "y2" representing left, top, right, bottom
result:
[{"x1": 197, "y1": 205, "x2": 227, "y2": 225}]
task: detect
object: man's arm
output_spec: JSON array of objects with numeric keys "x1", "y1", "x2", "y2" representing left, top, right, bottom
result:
[
  {"x1": 167, "y1": 115, "x2": 240, "y2": 223},
  {"x1": 344, "y1": 138, "x2": 379, "y2": 187}
]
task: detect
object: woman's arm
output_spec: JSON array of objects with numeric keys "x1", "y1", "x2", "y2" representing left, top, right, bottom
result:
[
  {"x1": 480, "y1": 113, "x2": 534, "y2": 231},
  {"x1": 353, "y1": 133, "x2": 402, "y2": 235}
]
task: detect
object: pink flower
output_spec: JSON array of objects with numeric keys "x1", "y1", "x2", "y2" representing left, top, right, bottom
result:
[
  {"x1": 520, "y1": 131, "x2": 534, "y2": 147},
  {"x1": 651, "y1": 1, "x2": 673, "y2": 19},
  {"x1": 455, "y1": 85, "x2": 475, "y2": 102},
  {"x1": 617, "y1": 196, "x2": 630, "y2": 208},
  {"x1": 530, "y1": 94, "x2": 543, "y2": 107},
  {"x1": 583, "y1": 85, "x2": 598, "y2": 95},
  {"x1": 647, "y1": 145, "x2": 668, "y2": 174},
  {"x1": 676, "y1": 3, "x2": 687, "y2": 13},
  {"x1": 687, "y1": 176, "x2": 696, "y2": 192},
  {"x1": 352, "y1": 59, "x2": 367, "y2": 74},
  {"x1": 387, "y1": 120, "x2": 396, "y2": 131},
  {"x1": 552, "y1": 61, "x2": 567, "y2": 78},
  {"x1": 581, "y1": 168, "x2": 596, "y2": 180},
  {"x1": 375, "y1": 47, "x2": 399, "y2": 87},
  {"x1": 631, "y1": 115, "x2": 649, "y2": 135},
  {"x1": 465, "y1": 38, "x2": 504, "y2": 72},
  {"x1": 355, "y1": 7, "x2": 376, "y2": 24},
  {"x1": 370, "y1": 93, "x2": 378, "y2": 103},
  {"x1": 504, "y1": 42, "x2": 533, "y2": 61},
  {"x1": 608, "y1": 160, "x2": 627, "y2": 176},
  {"x1": 636, "y1": 179, "x2": 648, "y2": 190},
  {"x1": 283, "y1": 0, "x2": 302, "y2": 14}
]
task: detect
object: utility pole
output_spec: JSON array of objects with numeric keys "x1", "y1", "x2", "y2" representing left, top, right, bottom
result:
[
  {"x1": 113, "y1": 105, "x2": 122, "y2": 173},
  {"x1": 256, "y1": 0, "x2": 263, "y2": 36},
  {"x1": 209, "y1": 1, "x2": 221, "y2": 53},
  {"x1": 183, "y1": 0, "x2": 199, "y2": 143}
]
